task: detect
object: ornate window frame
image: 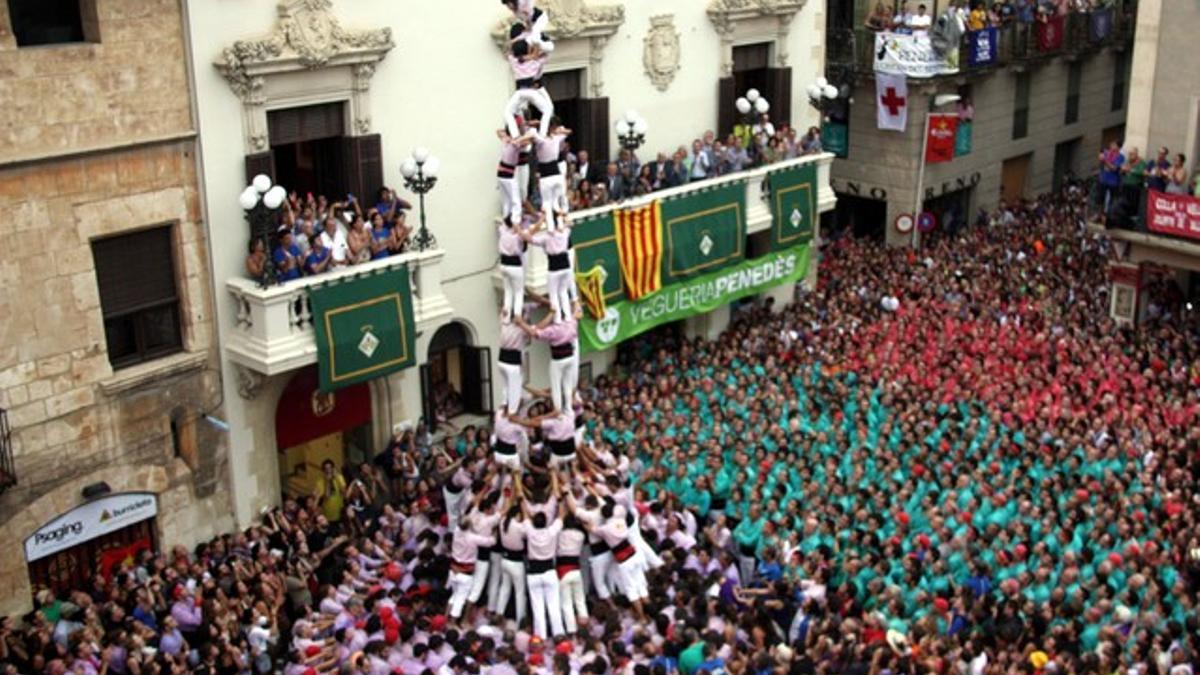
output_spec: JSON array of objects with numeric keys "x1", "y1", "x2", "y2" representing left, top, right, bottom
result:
[
  {"x1": 706, "y1": 0, "x2": 808, "y2": 76},
  {"x1": 214, "y1": 0, "x2": 395, "y2": 154}
]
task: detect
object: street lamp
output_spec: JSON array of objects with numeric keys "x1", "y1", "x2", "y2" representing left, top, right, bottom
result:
[
  {"x1": 912, "y1": 94, "x2": 962, "y2": 249},
  {"x1": 239, "y1": 174, "x2": 287, "y2": 287},
  {"x1": 805, "y1": 77, "x2": 839, "y2": 113},
  {"x1": 735, "y1": 88, "x2": 771, "y2": 124},
  {"x1": 615, "y1": 109, "x2": 649, "y2": 152},
  {"x1": 401, "y1": 147, "x2": 440, "y2": 251}
]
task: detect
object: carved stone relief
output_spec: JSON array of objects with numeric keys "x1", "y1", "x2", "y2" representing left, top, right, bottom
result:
[{"x1": 643, "y1": 15, "x2": 681, "y2": 92}]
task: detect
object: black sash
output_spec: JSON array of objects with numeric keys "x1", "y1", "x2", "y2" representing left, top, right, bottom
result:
[
  {"x1": 527, "y1": 558, "x2": 554, "y2": 574},
  {"x1": 498, "y1": 162, "x2": 516, "y2": 178},
  {"x1": 538, "y1": 161, "x2": 560, "y2": 177},
  {"x1": 500, "y1": 254, "x2": 522, "y2": 267},
  {"x1": 551, "y1": 342, "x2": 574, "y2": 360},
  {"x1": 503, "y1": 547, "x2": 524, "y2": 562},
  {"x1": 548, "y1": 438, "x2": 575, "y2": 456},
  {"x1": 547, "y1": 252, "x2": 570, "y2": 271},
  {"x1": 498, "y1": 348, "x2": 522, "y2": 366},
  {"x1": 494, "y1": 439, "x2": 517, "y2": 456}
]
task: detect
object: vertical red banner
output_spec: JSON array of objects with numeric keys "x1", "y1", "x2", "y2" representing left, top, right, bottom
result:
[
  {"x1": 925, "y1": 114, "x2": 959, "y2": 164},
  {"x1": 1037, "y1": 15, "x2": 1065, "y2": 52}
]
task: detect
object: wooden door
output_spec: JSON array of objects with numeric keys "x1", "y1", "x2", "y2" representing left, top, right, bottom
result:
[{"x1": 1001, "y1": 153, "x2": 1033, "y2": 203}]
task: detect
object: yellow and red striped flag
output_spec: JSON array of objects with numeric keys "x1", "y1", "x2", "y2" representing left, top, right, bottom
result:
[{"x1": 613, "y1": 200, "x2": 663, "y2": 301}]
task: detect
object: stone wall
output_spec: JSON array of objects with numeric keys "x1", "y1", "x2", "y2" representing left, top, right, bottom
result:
[
  {"x1": 833, "y1": 45, "x2": 1131, "y2": 246},
  {"x1": 0, "y1": 139, "x2": 233, "y2": 616},
  {"x1": 0, "y1": 0, "x2": 193, "y2": 163}
]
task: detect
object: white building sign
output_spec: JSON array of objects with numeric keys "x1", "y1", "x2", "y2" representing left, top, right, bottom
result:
[{"x1": 24, "y1": 492, "x2": 158, "y2": 562}]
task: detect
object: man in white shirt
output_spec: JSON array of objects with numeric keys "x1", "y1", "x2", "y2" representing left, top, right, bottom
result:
[
  {"x1": 318, "y1": 216, "x2": 350, "y2": 267},
  {"x1": 908, "y1": 3, "x2": 932, "y2": 32}
]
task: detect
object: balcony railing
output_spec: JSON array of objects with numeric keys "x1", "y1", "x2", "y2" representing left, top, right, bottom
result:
[
  {"x1": 834, "y1": 5, "x2": 1135, "y2": 78},
  {"x1": 0, "y1": 407, "x2": 14, "y2": 495},
  {"x1": 505, "y1": 153, "x2": 837, "y2": 294},
  {"x1": 225, "y1": 248, "x2": 453, "y2": 375}
]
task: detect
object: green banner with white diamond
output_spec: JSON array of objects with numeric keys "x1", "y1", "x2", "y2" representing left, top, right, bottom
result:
[
  {"x1": 308, "y1": 265, "x2": 416, "y2": 392},
  {"x1": 766, "y1": 162, "x2": 816, "y2": 251},
  {"x1": 580, "y1": 244, "x2": 810, "y2": 353},
  {"x1": 660, "y1": 181, "x2": 746, "y2": 286}
]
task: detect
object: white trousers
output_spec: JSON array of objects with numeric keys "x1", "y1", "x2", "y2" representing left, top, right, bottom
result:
[
  {"x1": 448, "y1": 570, "x2": 474, "y2": 618},
  {"x1": 528, "y1": 10, "x2": 553, "y2": 52},
  {"x1": 567, "y1": 249, "x2": 579, "y2": 303},
  {"x1": 587, "y1": 549, "x2": 612, "y2": 600},
  {"x1": 630, "y1": 510, "x2": 664, "y2": 570},
  {"x1": 499, "y1": 176, "x2": 522, "y2": 226},
  {"x1": 613, "y1": 555, "x2": 649, "y2": 601},
  {"x1": 500, "y1": 264, "x2": 525, "y2": 325},
  {"x1": 547, "y1": 268, "x2": 573, "y2": 324},
  {"x1": 538, "y1": 175, "x2": 568, "y2": 229},
  {"x1": 468, "y1": 557, "x2": 491, "y2": 604},
  {"x1": 495, "y1": 558, "x2": 528, "y2": 625},
  {"x1": 559, "y1": 570, "x2": 588, "y2": 634},
  {"x1": 498, "y1": 360, "x2": 523, "y2": 415},
  {"x1": 527, "y1": 568, "x2": 564, "y2": 639},
  {"x1": 505, "y1": 88, "x2": 553, "y2": 138},
  {"x1": 486, "y1": 552, "x2": 504, "y2": 613},
  {"x1": 549, "y1": 356, "x2": 577, "y2": 413}
]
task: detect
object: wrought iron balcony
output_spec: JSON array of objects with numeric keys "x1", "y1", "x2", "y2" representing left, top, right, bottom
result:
[
  {"x1": 225, "y1": 248, "x2": 453, "y2": 376},
  {"x1": 0, "y1": 408, "x2": 14, "y2": 495}
]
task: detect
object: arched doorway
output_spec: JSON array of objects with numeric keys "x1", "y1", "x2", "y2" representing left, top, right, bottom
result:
[
  {"x1": 275, "y1": 366, "x2": 373, "y2": 501},
  {"x1": 420, "y1": 321, "x2": 492, "y2": 431}
]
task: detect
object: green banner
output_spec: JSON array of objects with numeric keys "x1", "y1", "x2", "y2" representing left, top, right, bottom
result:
[
  {"x1": 955, "y1": 120, "x2": 973, "y2": 157},
  {"x1": 766, "y1": 163, "x2": 816, "y2": 251},
  {"x1": 309, "y1": 265, "x2": 416, "y2": 392},
  {"x1": 821, "y1": 121, "x2": 848, "y2": 158},
  {"x1": 660, "y1": 181, "x2": 745, "y2": 286},
  {"x1": 571, "y1": 212, "x2": 624, "y2": 302},
  {"x1": 580, "y1": 245, "x2": 810, "y2": 353}
]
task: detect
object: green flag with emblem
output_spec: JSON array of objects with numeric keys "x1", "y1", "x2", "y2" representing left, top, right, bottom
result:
[
  {"x1": 767, "y1": 162, "x2": 816, "y2": 251},
  {"x1": 659, "y1": 180, "x2": 746, "y2": 286},
  {"x1": 309, "y1": 265, "x2": 417, "y2": 392},
  {"x1": 571, "y1": 211, "x2": 624, "y2": 303}
]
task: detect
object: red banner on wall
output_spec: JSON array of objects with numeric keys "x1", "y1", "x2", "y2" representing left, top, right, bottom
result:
[
  {"x1": 1147, "y1": 190, "x2": 1200, "y2": 241},
  {"x1": 1037, "y1": 15, "x2": 1065, "y2": 52},
  {"x1": 925, "y1": 114, "x2": 958, "y2": 164}
]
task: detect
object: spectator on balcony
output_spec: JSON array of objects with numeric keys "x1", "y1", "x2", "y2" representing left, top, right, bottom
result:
[
  {"x1": 725, "y1": 137, "x2": 751, "y2": 173},
  {"x1": 574, "y1": 149, "x2": 600, "y2": 186},
  {"x1": 968, "y1": 2, "x2": 988, "y2": 30},
  {"x1": 1166, "y1": 153, "x2": 1190, "y2": 195},
  {"x1": 1097, "y1": 140, "x2": 1124, "y2": 215},
  {"x1": 668, "y1": 147, "x2": 688, "y2": 187},
  {"x1": 246, "y1": 238, "x2": 267, "y2": 280},
  {"x1": 1119, "y1": 146, "x2": 1144, "y2": 218},
  {"x1": 319, "y1": 216, "x2": 350, "y2": 268},
  {"x1": 689, "y1": 139, "x2": 714, "y2": 181},
  {"x1": 892, "y1": 2, "x2": 914, "y2": 31},
  {"x1": 752, "y1": 112, "x2": 776, "y2": 144},
  {"x1": 1016, "y1": 0, "x2": 1037, "y2": 22},
  {"x1": 569, "y1": 180, "x2": 592, "y2": 210},
  {"x1": 958, "y1": 96, "x2": 975, "y2": 121},
  {"x1": 865, "y1": 2, "x2": 893, "y2": 31},
  {"x1": 368, "y1": 211, "x2": 398, "y2": 260},
  {"x1": 908, "y1": 4, "x2": 933, "y2": 32},
  {"x1": 634, "y1": 165, "x2": 654, "y2": 197},
  {"x1": 762, "y1": 136, "x2": 783, "y2": 164},
  {"x1": 602, "y1": 162, "x2": 628, "y2": 201},
  {"x1": 800, "y1": 126, "x2": 823, "y2": 155},
  {"x1": 347, "y1": 214, "x2": 371, "y2": 264},
  {"x1": 1146, "y1": 147, "x2": 1171, "y2": 193},
  {"x1": 304, "y1": 231, "x2": 332, "y2": 276},
  {"x1": 273, "y1": 228, "x2": 303, "y2": 282}
]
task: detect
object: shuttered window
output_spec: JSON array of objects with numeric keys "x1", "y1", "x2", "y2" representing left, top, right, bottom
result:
[
  {"x1": 733, "y1": 43, "x2": 771, "y2": 73},
  {"x1": 268, "y1": 102, "x2": 346, "y2": 147},
  {"x1": 92, "y1": 226, "x2": 182, "y2": 368}
]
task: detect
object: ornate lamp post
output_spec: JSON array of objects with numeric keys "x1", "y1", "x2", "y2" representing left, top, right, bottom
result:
[
  {"x1": 805, "y1": 77, "x2": 840, "y2": 114},
  {"x1": 615, "y1": 109, "x2": 649, "y2": 152},
  {"x1": 400, "y1": 147, "x2": 440, "y2": 251},
  {"x1": 735, "y1": 88, "x2": 771, "y2": 125},
  {"x1": 239, "y1": 174, "x2": 287, "y2": 287}
]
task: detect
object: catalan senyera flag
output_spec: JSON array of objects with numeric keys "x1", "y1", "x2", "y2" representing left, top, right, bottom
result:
[{"x1": 613, "y1": 200, "x2": 664, "y2": 301}]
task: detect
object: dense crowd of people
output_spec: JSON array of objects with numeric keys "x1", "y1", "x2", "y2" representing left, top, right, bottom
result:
[
  {"x1": 9, "y1": 173, "x2": 1200, "y2": 672},
  {"x1": 866, "y1": 0, "x2": 1126, "y2": 33},
  {"x1": 565, "y1": 123, "x2": 824, "y2": 211},
  {"x1": 1096, "y1": 141, "x2": 1200, "y2": 230}
]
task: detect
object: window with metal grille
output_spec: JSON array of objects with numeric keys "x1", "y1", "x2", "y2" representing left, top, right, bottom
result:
[
  {"x1": 6, "y1": 0, "x2": 99, "y2": 47},
  {"x1": 91, "y1": 226, "x2": 182, "y2": 368},
  {"x1": 1013, "y1": 73, "x2": 1031, "y2": 140},
  {"x1": 1065, "y1": 62, "x2": 1082, "y2": 125},
  {"x1": 1111, "y1": 53, "x2": 1127, "y2": 112}
]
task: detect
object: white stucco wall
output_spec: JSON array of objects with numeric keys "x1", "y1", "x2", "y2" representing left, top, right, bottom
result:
[{"x1": 184, "y1": 0, "x2": 828, "y2": 524}]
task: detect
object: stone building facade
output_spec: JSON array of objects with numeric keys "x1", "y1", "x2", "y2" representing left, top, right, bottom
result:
[{"x1": 0, "y1": 0, "x2": 231, "y2": 615}]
